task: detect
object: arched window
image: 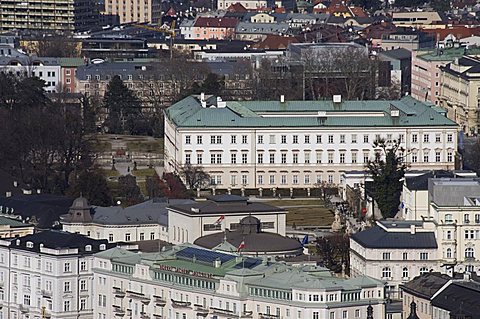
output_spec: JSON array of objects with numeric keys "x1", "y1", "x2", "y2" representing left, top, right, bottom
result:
[
  {"x1": 382, "y1": 267, "x2": 391, "y2": 278},
  {"x1": 420, "y1": 267, "x2": 429, "y2": 275},
  {"x1": 465, "y1": 247, "x2": 475, "y2": 258},
  {"x1": 446, "y1": 248, "x2": 452, "y2": 258},
  {"x1": 402, "y1": 267, "x2": 409, "y2": 279}
]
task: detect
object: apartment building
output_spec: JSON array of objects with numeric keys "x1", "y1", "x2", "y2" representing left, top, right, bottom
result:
[
  {"x1": 94, "y1": 244, "x2": 386, "y2": 319},
  {"x1": 0, "y1": 231, "x2": 109, "y2": 319},
  {"x1": 391, "y1": 11, "x2": 444, "y2": 28},
  {"x1": 411, "y1": 47, "x2": 480, "y2": 106},
  {"x1": 189, "y1": 17, "x2": 238, "y2": 40},
  {"x1": 101, "y1": 0, "x2": 160, "y2": 24},
  {"x1": 164, "y1": 95, "x2": 458, "y2": 189},
  {"x1": 61, "y1": 196, "x2": 194, "y2": 243},
  {"x1": 350, "y1": 220, "x2": 439, "y2": 299},
  {"x1": 0, "y1": 0, "x2": 99, "y2": 32},
  {"x1": 0, "y1": 56, "x2": 61, "y2": 92},
  {"x1": 58, "y1": 58, "x2": 84, "y2": 93},
  {"x1": 439, "y1": 56, "x2": 480, "y2": 135}
]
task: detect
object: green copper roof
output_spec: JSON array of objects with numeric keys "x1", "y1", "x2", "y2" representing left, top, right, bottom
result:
[
  {"x1": 166, "y1": 95, "x2": 457, "y2": 128},
  {"x1": 416, "y1": 47, "x2": 480, "y2": 62},
  {"x1": 0, "y1": 216, "x2": 31, "y2": 227}
]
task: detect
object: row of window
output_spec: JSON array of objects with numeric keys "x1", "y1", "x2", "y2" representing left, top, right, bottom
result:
[
  {"x1": 381, "y1": 267, "x2": 430, "y2": 279},
  {"x1": 210, "y1": 173, "x2": 336, "y2": 186},
  {"x1": 185, "y1": 133, "x2": 454, "y2": 145},
  {"x1": 444, "y1": 247, "x2": 475, "y2": 259},
  {"x1": 444, "y1": 213, "x2": 480, "y2": 224},
  {"x1": 186, "y1": 149, "x2": 454, "y2": 165},
  {"x1": 382, "y1": 252, "x2": 429, "y2": 260},
  {"x1": 5, "y1": 255, "x2": 87, "y2": 273}
]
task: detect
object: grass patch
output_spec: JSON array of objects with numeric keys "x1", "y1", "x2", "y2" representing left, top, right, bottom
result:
[
  {"x1": 100, "y1": 169, "x2": 120, "y2": 178},
  {"x1": 132, "y1": 168, "x2": 157, "y2": 177},
  {"x1": 127, "y1": 138, "x2": 164, "y2": 153},
  {"x1": 265, "y1": 199, "x2": 324, "y2": 207},
  {"x1": 286, "y1": 206, "x2": 334, "y2": 227},
  {"x1": 90, "y1": 140, "x2": 112, "y2": 153}
]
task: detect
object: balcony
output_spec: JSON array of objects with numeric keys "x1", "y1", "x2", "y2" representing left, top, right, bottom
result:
[
  {"x1": 194, "y1": 304, "x2": 209, "y2": 317},
  {"x1": 210, "y1": 307, "x2": 236, "y2": 317},
  {"x1": 113, "y1": 305, "x2": 125, "y2": 317},
  {"x1": 140, "y1": 312, "x2": 150, "y2": 319},
  {"x1": 241, "y1": 311, "x2": 254, "y2": 318},
  {"x1": 41, "y1": 290, "x2": 52, "y2": 298},
  {"x1": 19, "y1": 305, "x2": 29, "y2": 313},
  {"x1": 171, "y1": 299, "x2": 191, "y2": 308},
  {"x1": 259, "y1": 313, "x2": 280, "y2": 319},
  {"x1": 153, "y1": 295, "x2": 166, "y2": 307},
  {"x1": 126, "y1": 290, "x2": 150, "y2": 302}
]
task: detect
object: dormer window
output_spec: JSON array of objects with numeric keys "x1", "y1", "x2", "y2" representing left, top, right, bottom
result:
[
  {"x1": 26, "y1": 242, "x2": 33, "y2": 248},
  {"x1": 85, "y1": 245, "x2": 92, "y2": 252},
  {"x1": 99, "y1": 244, "x2": 106, "y2": 250}
]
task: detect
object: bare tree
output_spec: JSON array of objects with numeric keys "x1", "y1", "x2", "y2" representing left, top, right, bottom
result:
[{"x1": 180, "y1": 163, "x2": 210, "y2": 189}]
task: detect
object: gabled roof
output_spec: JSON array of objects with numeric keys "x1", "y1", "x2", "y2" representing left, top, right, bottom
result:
[
  {"x1": 401, "y1": 272, "x2": 451, "y2": 299},
  {"x1": 227, "y1": 2, "x2": 248, "y2": 13},
  {"x1": 194, "y1": 17, "x2": 239, "y2": 28},
  {"x1": 431, "y1": 282, "x2": 480, "y2": 317},
  {"x1": 351, "y1": 225, "x2": 438, "y2": 249}
]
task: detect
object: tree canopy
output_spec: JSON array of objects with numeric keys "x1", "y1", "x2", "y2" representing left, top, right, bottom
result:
[
  {"x1": 366, "y1": 139, "x2": 407, "y2": 219},
  {"x1": 103, "y1": 75, "x2": 142, "y2": 134}
]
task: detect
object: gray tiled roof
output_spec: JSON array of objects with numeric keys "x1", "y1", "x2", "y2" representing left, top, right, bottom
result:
[
  {"x1": 351, "y1": 226, "x2": 437, "y2": 249},
  {"x1": 92, "y1": 198, "x2": 194, "y2": 226}
]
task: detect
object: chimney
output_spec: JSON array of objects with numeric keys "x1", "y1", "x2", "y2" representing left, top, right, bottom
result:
[
  {"x1": 36, "y1": 189, "x2": 41, "y2": 194},
  {"x1": 280, "y1": 95, "x2": 285, "y2": 103},
  {"x1": 200, "y1": 92, "x2": 205, "y2": 101},
  {"x1": 13, "y1": 181, "x2": 18, "y2": 187},
  {"x1": 410, "y1": 225, "x2": 416, "y2": 234},
  {"x1": 464, "y1": 272, "x2": 471, "y2": 281},
  {"x1": 214, "y1": 258, "x2": 221, "y2": 268},
  {"x1": 5, "y1": 192, "x2": 11, "y2": 198}
]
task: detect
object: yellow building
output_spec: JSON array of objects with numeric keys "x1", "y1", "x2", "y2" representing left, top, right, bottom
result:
[{"x1": 0, "y1": 216, "x2": 34, "y2": 239}]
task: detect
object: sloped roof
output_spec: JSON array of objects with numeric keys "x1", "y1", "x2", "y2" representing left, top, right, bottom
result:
[
  {"x1": 401, "y1": 272, "x2": 451, "y2": 299},
  {"x1": 194, "y1": 17, "x2": 238, "y2": 28},
  {"x1": 431, "y1": 283, "x2": 480, "y2": 317},
  {"x1": 405, "y1": 170, "x2": 456, "y2": 191},
  {"x1": 351, "y1": 226, "x2": 437, "y2": 249}
]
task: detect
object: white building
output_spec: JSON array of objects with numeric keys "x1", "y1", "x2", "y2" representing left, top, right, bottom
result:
[
  {"x1": 350, "y1": 220, "x2": 439, "y2": 299},
  {"x1": 61, "y1": 197, "x2": 194, "y2": 243},
  {"x1": 0, "y1": 230, "x2": 109, "y2": 319},
  {"x1": 93, "y1": 244, "x2": 386, "y2": 319},
  {"x1": 0, "y1": 56, "x2": 61, "y2": 92},
  {"x1": 164, "y1": 95, "x2": 458, "y2": 190},
  {"x1": 167, "y1": 194, "x2": 286, "y2": 245}
]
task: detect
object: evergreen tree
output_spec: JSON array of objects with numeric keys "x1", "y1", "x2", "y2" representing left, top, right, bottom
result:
[
  {"x1": 366, "y1": 139, "x2": 407, "y2": 219},
  {"x1": 66, "y1": 169, "x2": 113, "y2": 206},
  {"x1": 118, "y1": 175, "x2": 143, "y2": 206},
  {"x1": 103, "y1": 75, "x2": 142, "y2": 134}
]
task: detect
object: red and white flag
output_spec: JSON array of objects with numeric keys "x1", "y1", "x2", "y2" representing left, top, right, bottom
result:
[
  {"x1": 237, "y1": 240, "x2": 245, "y2": 252},
  {"x1": 214, "y1": 215, "x2": 225, "y2": 226}
]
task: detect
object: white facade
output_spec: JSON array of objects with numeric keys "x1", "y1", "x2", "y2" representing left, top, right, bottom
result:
[
  {"x1": 94, "y1": 245, "x2": 386, "y2": 319},
  {"x1": 350, "y1": 221, "x2": 439, "y2": 299},
  {"x1": 62, "y1": 223, "x2": 168, "y2": 242},
  {"x1": 217, "y1": 0, "x2": 268, "y2": 10},
  {"x1": 168, "y1": 206, "x2": 286, "y2": 245},
  {"x1": 165, "y1": 96, "x2": 458, "y2": 190},
  {"x1": 0, "y1": 59, "x2": 61, "y2": 92},
  {"x1": 0, "y1": 232, "x2": 107, "y2": 319}
]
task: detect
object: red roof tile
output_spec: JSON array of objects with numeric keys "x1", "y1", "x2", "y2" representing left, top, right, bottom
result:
[
  {"x1": 424, "y1": 26, "x2": 480, "y2": 41},
  {"x1": 227, "y1": 3, "x2": 248, "y2": 12},
  {"x1": 194, "y1": 17, "x2": 239, "y2": 28}
]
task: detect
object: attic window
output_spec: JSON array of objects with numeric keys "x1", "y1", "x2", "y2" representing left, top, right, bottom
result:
[
  {"x1": 26, "y1": 242, "x2": 33, "y2": 248},
  {"x1": 99, "y1": 244, "x2": 106, "y2": 251},
  {"x1": 85, "y1": 245, "x2": 92, "y2": 251}
]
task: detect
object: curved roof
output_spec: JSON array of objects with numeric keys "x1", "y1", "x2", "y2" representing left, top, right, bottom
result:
[{"x1": 194, "y1": 229, "x2": 302, "y2": 253}]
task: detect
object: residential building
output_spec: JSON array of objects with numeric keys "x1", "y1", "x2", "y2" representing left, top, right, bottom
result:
[
  {"x1": 0, "y1": 217, "x2": 34, "y2": 238},
  {"x1": 0, "y1": 0, "x2": 100, "y2": 32},
  {"x1": 61, "y1": 196, "x2": 194, "y2": 243},
  {"x1": 189, "y1": 17, "x2": 238, "y2": 40},
  {"x1": 167, "y1": 195, "x2": 286, "y2": 245},
  {"x1": 391, "y1": 11, "x2": 444, "y2": 28},
  {"x1": 217, "y1": 0, "x2": 268, "y2": 10},
  {"x1": 350, "y1": 220, "x2": 439, "y2": 299},
  {"x1": 235, "y1": 22, "x2": 290, "y2": 41},
  {"x1": 164, "y1": 95, "x2": 458, "y2": 189},
  {"x1": 0, "y1": 230, "x2": 110, "y2": 319},
  {"x1": 378, "y1": 48, "x2": 412, "y2": 96},
  {"x1": 101, "y1": 0, "x2": 160, "y2": 24},
  {"x1": 0, "y1": 194, "x2": 73, "y2": 229},
  {"x1": 411, "y1": 47, "x2": 480, "y2": 105},
  {"x1": 439, "y1": 56, "x2": 480, "y2": 135},
  {"x1": 58, "y1": 58, "x2": 84, "y2": 93},
  {"x1": 0, "y1": 56, "x2": 61, "y2": 93},
  {"x1": 93, "y1": 244, "x2": 386, "y2": 319},
  {"x1": 378, "y1": 29, "x2": 435, "y2": 52},
  {"x1": 400, "y1": 170, "x2": 476, "y2": 221},
  {"x1": 401, "y1": 272, "x2": 480, "y2": 319},
  {"x1": 428, "y1": 178, "x2": 480, "y2": 275}
]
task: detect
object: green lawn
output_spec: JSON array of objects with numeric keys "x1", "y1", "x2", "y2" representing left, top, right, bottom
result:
[
  {"x1": 90, "y1": 140, "x2": 112, "y2": 153},
  {"x1": 286, "y1": 206, "x2": 334, "y2": 227},
  {"x1": 127, "y1": 138, "x2": 164, "y2": 153},
  {"x1": 132, "y1": 168, "x2": 157, "y2": 177},
  {"x1": 265, "y1": 199, "x2": 324, "y2": 207}
]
